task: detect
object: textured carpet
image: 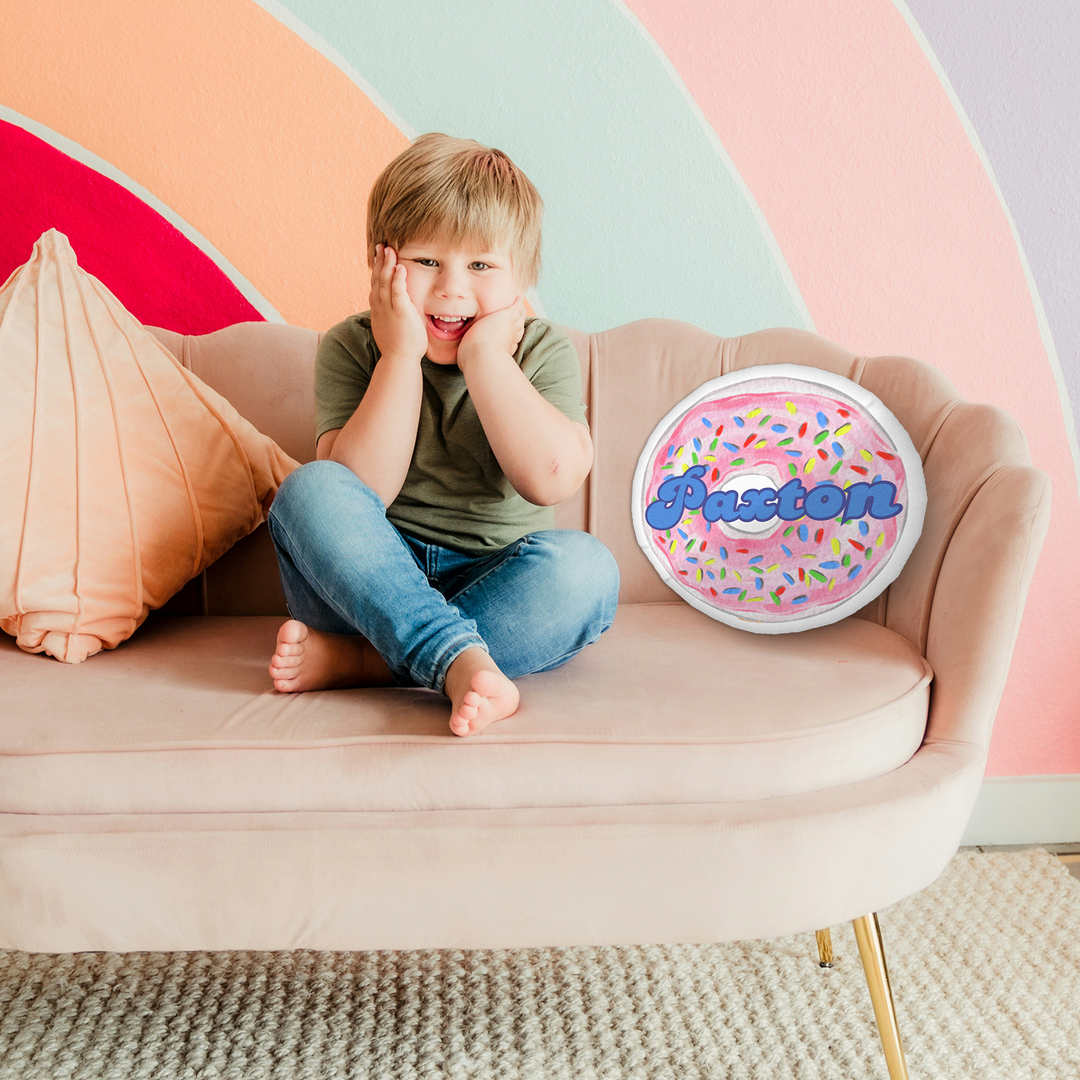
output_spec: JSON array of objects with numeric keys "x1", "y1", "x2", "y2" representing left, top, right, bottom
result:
[{"x1": 2, "y1": 850, "x2": 1079, "y2": 1080}]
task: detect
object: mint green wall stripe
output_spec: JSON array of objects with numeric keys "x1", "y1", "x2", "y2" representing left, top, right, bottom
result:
[{"x1": 268, "y1": 0, "x2": 811, "y2": 336}]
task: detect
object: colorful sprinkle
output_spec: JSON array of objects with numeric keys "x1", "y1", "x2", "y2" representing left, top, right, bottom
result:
[
  {"x1": 781, "y1": 544, "x2": 792, "y2": 557},
  {"x1": 710, "y1": 438, "x2": 719, "y2": 450},
  {"x1": 747, "y1": 408, "x2": 762, "y2": 418},
  {"x1": 842, "y1": 554, "x2": 852, "y2": 567},
  {"x1": 791, "y1": 596, "x2": 809, "y2": 604},
  {"x1": 783, "y1": 527, "x2": 795, "y2": 537},
  {"x1": 777, "y1": 585, "x2": 787, "y2": 595},
  {"x1": 831, "y1": 538, "x2": 841, "y2": 554},
  {"x1": 702, "y1": 418, "x2": 712, "y2": 428},
  {"x1": 798, "y1": 525, "x2": 808, "y2": 542},
  {"x1": 851, "y1": 466, "x2": 869, "y2": 476},
  {"x1": 816, "y1": 412, "x2": 829, "y2": 427},
  {"x1": 849, "y1": 540, "x2": 866, "y2": 551},
  {"x1": 770, "y1": 591, "x2": 782, "y2": 606},
  {"x1": 865, "y1": 548, "x2": 873, "y2": 560},
  {"x1": 771, "y1": 424, "x2": 787, "y2": 433},
  {"x1": 747, "y1": 597, "x2": 765, "y2": 603},
  {"x1": 859, "y1": 521, "x2": 869, "y2": 536},
  {"x1": 719, "y1": 547, "x2": 728, "y2": 559},
  {"x1": 738, "y1": 590, "x2": 747, "y2": 601},
  {"x1": 755, "y1": 440, "x2": 768, "y2": 449},
  {"x1": 785, "y1": 450, "x2": 802, "y2": 457},
  {"x1": 798, "y1": 567, "x2": 805, "y2": 583},
  {"x1": 735, "y1": 548, "x2": 749, "y2": 553},
  {"x1": 696, "y1": 568, "x2": 703, "y2": 581},
  {"x1": 778, "y1": 437, "x2": 794, "y2": 446},
  {"x1": 693, "y1": 437, "x2": 702, "y2": 451},
  {"x1": 831, "y1": 442, "x2": 844, "y2": 457},
  {"x1": 877, "y1": 451, "x2": 895, "y2": 460},
  {"x1": 876, "y1": 533, "x2": 885, "y2": 547},
  {"x1": 808, "y1": 569, "x2": 827, "y2": 583},
  {"x1": 835, "y1": 423, "x2": 852, "y2": 436},
  {"x1": 755, "y1": 577, "x2": 763, "y2": 589},
  {"x1": 710, "y1": 587, "x2": 717, "y2": 596},
  {"x1": 820, "y1": 561, "x2": 840, "y2": 569},
  {"x1": 667, "y1": 445, "x2": 674, "y2": 458},
  {"x1": 758, "y1": 414, "x2": 772, "y2": 426},
  {"x1": 749, "y1": 555, "x2": 764, "y2": 564},
  {"x1": 788, "y1": 464, "x2": 798, "y2": 476},
  {"x1": 719, "y1": 568, "x2": 726, "y2": 580},
  {"x1": 798, "y1": 422, "x2": 808, "y2": 437},
  {"x1": 723, "y1": 442, "x2": 739, "y2": 452},
  {"x1": 838, "y1": 409, "x2": 850, "y2": 418},
  {"x1": 766, "y1": 564, "x2": 780, "y2": 573},
  {"x1": 723, "y1": 587, "x2": 741, "y2": 595},
  {"x1": 743, "y1": 434, "x2": 756, "y2": 448},
  {"x1": 815, "y1": 528, "x2": 824, "y2": 543},
  {"x1": 813, "y1": 430, "x2": 829, "y2": 445},
  {"x1": 734, "y1": 416, "x2": 745, "y2": 428},
  {"x1": 829, "y1": 460, "x2": 842, "y2": 475},
  {"x1": 685, "y1": 540, "x2": 695, "y2": 551},
  {"x1": 848, "y1": 565, "x2": 863, "y2": 580},
  {"x1": 783, "y1": 572, "x2": 795, "y2": 585},
  {"x1": 677, "y1": 529, "x2": 688, "y2": 539},
  {"x1": 860, "y1": 449, "x2": 873, "y2": 462},
  {"x1": 730, "y1": 458, "x2": 745, "y2": 466},
  {"x1": 785, "y1": 401, "x2": 797, "y2": 414},
  {"x1": 804, "y1": 457, "x2": 816, "y2": 473},
  {"x1": 817, "y1": 449, "x2": 828, "y2": 460}
]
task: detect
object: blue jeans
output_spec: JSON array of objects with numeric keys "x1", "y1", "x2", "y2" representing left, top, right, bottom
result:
[{"x1": 267, "y1": 461, "x2": 620, "y2": 693}]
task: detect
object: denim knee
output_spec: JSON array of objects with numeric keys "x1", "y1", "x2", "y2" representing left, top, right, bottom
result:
[
  {"x1": 269, "y1": 460, "x2": 384, "y2": 535},
  {"x1": 532, "y1": 530, "x2": 620, "y2": 628}
]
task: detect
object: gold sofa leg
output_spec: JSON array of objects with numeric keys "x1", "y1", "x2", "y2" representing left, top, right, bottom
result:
[
  {"x1": 815, "y1": 927, "x2": 834, "y2": 967},
  {"x1": 853, "y1": 913, "x2": 909, "y2": 1080}
]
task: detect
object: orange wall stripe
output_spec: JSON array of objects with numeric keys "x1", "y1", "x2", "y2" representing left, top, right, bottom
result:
[{"x1": 1, "y1": 0, "x2": 408, "y2": 330}]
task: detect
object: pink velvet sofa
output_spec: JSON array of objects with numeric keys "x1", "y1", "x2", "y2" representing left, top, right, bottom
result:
[{"x1": 0, "y1": 317, "x2": 1049, "y2": 1075}]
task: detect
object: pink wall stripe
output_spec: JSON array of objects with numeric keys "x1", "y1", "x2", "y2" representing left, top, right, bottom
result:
[{"x1": 625, "y1": 0, "x2": 1080, "y2": 775}]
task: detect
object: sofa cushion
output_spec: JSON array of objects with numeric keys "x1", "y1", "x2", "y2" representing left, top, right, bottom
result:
[
  {"x1": 0, "y1": 605, "x2": 930, "y2": 814},
  {"x1": 0, "y1": 230, "x2": 298, "y2": 663}
]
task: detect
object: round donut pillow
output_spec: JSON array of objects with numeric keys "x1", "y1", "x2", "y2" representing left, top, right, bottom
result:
[{"x1": 631, "y1": 365, "x2": 926, "y2": 633}]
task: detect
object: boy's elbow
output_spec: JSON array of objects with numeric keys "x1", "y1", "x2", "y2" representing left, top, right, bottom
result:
[{"x1": 529, "y1": 432, "x2": 593, "y2": 505}]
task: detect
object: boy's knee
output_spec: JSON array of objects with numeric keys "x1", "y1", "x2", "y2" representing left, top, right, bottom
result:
[
  {"x1": 270, "y1": 461, "x2": 381, "y2": 528},
  {"x1": 541, "y1": 531, "x2": 620, "y2": 616}
]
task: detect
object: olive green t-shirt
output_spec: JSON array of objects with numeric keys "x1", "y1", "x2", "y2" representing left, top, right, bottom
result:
[{"x1": 315, "y1": 313, "x2": 588, "y2": 555}]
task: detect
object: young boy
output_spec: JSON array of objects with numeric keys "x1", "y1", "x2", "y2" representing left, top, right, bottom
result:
[{"x1": 266, "y1": 133, "x2": 620, "y2": 736}]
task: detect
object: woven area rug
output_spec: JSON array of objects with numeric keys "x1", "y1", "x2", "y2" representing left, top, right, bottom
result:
[{"x1": 2, "y1": 850, "x2": 1079, "y2": 1080}]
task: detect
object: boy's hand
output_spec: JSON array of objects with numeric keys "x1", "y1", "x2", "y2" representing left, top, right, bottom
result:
[
  {"x1": 369, "y1": 244, "x2": 428, "y2": 362},
  {"x1": 457, "y1": 296, "x2": 527, "y2": 370}
]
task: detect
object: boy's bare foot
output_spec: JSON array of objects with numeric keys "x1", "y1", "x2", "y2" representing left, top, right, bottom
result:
[
  {"x1": 268, "y1": 619, "x2": 392, "y2": 692},
  {"x1": 445, "y1": 646, "x2": 520, "y2": 737}
]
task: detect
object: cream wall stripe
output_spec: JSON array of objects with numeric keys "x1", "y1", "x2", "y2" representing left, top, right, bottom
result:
[{"x1": 0, "y1": 106, "x2": 284, "y2": 324}]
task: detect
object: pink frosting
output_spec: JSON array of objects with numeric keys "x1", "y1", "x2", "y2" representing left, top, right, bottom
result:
[{"x1": 644, "y1": 386, "x2": 909, "y2": 622}]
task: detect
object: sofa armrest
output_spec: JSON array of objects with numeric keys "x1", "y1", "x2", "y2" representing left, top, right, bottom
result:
[{"x1": 923, "y1": 462, "x2": 1050, "y2": 751}]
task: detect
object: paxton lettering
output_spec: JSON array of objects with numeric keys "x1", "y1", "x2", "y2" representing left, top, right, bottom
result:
[{"x1": 645, "y1": 465, "x2": 902, "y2": 531}]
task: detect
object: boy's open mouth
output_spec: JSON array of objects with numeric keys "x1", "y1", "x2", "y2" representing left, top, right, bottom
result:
[{"x1": 427, "y1": 314, "x2": 474, "y2": 341}]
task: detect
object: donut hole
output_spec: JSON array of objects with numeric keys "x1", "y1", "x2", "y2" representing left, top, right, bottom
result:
[{"x1": 712, "y1": 466, "x2": 784, "y2": 540}]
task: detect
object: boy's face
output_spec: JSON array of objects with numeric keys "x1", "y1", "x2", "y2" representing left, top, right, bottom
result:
[{"x1": 395, "y1": 236, "x2": 521, "y2": 365}]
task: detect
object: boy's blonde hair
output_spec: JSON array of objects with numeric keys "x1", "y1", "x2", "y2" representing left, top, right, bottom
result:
[{"x1": 367, "y1": 133, "x2": 543, "y2": 288}]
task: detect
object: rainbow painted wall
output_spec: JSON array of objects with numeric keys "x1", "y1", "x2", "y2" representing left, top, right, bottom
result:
[{"x1": 3, "y1": 1, "x2": 1078, "y2": 804}]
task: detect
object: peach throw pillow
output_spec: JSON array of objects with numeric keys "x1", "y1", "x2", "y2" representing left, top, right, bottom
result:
[{"x1": 0, "y1": 230, "x2": 298, "y2": 663}]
